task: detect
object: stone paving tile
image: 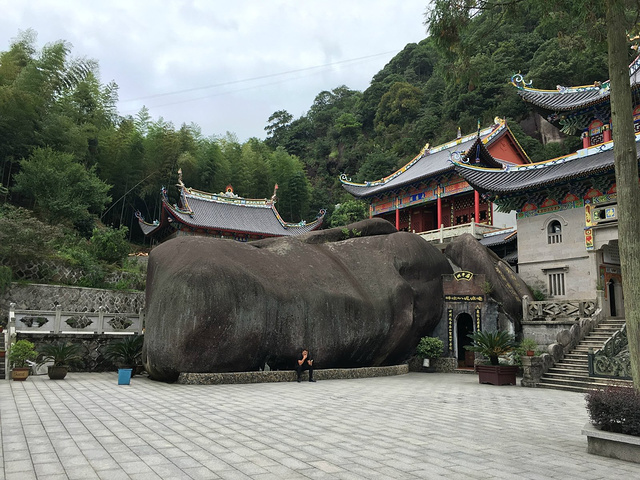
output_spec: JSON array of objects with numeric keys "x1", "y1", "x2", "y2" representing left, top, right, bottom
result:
[{"x1": 3, "y1": 372, "x2": 640, "y2": 479}]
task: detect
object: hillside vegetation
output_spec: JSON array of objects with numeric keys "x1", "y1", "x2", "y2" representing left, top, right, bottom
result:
[{"x1": 0, "y1": 2, "x2": 613, "y2": 288}]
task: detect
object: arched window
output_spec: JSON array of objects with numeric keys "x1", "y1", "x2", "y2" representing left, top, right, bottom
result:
[{"x1": 547, "y1": 220, "x2": 562, "y2": 244}]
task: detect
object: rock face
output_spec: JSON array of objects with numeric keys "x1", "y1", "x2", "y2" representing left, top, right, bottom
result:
[
  {"x1": 143, "y1": 219, "x2": 452, "y2": 382},
  {"x1": 444, "y1": 233, "x2": 531, "y2": 326}
]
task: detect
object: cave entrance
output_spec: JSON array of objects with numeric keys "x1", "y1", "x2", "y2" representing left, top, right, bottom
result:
[{"x1": 456, "y1": 313, "x2": 475, "y2": 368}]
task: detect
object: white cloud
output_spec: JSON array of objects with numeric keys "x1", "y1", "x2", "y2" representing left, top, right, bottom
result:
[{"x1": 0, "y1": 0, "x2": 428, "y2": 141}]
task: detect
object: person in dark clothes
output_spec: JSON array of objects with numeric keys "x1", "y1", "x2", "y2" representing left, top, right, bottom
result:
[{"x1": 296, "y1": 349, "x2": 316, "y2": 382}]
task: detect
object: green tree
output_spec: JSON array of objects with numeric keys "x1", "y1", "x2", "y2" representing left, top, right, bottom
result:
[
  {"x1": 330, "y1": 199, "x2": 368, "y2": 227},
  {"x1": 90, "y1": 226, "x2": 130, "y2": 265},
  {"x1": 13, "y1": 147, "x2": 111, "y2": 224}
]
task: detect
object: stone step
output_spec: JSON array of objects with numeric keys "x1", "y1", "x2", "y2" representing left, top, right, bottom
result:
[
  {"x1": 538, "y1": 375, "x2": 633, "y2": 392},
  {"x1": 549, "y1": 365, "x2": 589, "y2": 376}
]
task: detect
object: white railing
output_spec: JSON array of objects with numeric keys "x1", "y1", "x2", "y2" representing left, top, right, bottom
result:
[
  {"x1": 521, "y1": 295, "x2": 599, "y2": 322},
  {"x1": 418, "y1": 221, "x2": 502, "y2": 244},
  {"x1": 8, "y1": 303, "x2": 144, "y2": 335}
]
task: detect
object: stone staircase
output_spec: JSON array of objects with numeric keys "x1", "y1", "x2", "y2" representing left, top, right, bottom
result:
[{"x1": 538, "y1": 318, "x2": 632, "y2": 393}]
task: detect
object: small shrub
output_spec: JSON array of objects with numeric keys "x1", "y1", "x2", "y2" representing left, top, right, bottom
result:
[
  {"x1": 9, "y1": 339, "x2": 38, "y2": 368},
  {"x1": 585, "y1": 386, "x2": 640, "y2": 436},
  {"x1": 416, "y1": 336, "x2": 444, "y2": 359},
  {"x1": 90, "y1": 226, "x2": 130, "y2": 265},
  {"x1": 465, "y1": 330, "x2": 517, "y2": 366}
]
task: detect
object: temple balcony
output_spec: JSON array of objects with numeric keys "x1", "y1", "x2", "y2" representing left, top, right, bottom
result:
[{"x1": 417, "y1": 221, "x2": 503, "y2": 249}]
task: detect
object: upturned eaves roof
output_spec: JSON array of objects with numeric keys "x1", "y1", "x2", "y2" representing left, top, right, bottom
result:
[{"x1": 513, "y1": 56, "x2": 640, "y2": 112}]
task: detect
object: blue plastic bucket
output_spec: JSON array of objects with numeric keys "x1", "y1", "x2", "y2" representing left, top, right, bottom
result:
[{"x1": 118, "y1": 368, "x2": 133, "y2": 385}]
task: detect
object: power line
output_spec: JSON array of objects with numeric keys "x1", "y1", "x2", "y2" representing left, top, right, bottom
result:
[{"x1": 119, "y1": 50, "x2": 399, "y2": 103}]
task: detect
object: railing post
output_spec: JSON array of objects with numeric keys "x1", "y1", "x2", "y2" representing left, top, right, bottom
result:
[
  {"x1": 97, "y1": 306, "x2": 105, "y2": 334},
  {"x1": 522, "y1": 295, "x2": 529, "y2": 322},
  {"x1": 439, "y1": 224, "x2": 444, "y2": 243},
  {"x1": 471, "y1": 220, "x2": 476, "y2": 237},
  {"x1": 53, "y1": 305, "x2": 62, "y2": 333}
]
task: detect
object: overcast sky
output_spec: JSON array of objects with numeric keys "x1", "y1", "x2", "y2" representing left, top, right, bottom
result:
[{"x1": 1, "y1": 1, "x2": 430, "y2": 142}]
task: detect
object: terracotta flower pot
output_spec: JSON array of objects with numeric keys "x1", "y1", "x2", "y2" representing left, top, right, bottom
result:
[{"x1": 11, "y1": 367, "x2": 30, "y2": 381}]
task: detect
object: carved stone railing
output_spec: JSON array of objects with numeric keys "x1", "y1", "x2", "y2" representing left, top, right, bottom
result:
[
  {"x1": 522, "y1": 296, "x2": 598, "y2": 322},
  {"x1": 9, "y1": 303, "x2": 144, "y2": 335},
  {"x1": 588, "y1": 324, "x2": 631, "y2": 379},
  {"x1": 418, "y1": 221, "x2": 501, "y2": 244}
]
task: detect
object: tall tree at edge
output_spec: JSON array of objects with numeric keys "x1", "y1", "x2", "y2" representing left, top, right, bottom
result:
[{"x1": 607, "y1": 0, "x2": 640, "y2": 390}]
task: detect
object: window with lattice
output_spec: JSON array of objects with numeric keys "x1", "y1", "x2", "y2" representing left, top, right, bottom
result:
[
  {"x1": 547, "y1": 220, "x2": 562, "y2": 244},
  {"x1": 547, "y1": 270, "x2": 566, "y2": 296}
]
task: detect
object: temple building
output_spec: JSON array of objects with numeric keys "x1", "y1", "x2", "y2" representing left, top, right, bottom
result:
[
  {"x1": 136, "y1": 172, "x2": 326, "y2": 244},
  {"x1": 454, "y1": 55, "x2": 640, "y2": 317},
  {"x1": 340, "y1": 119, "x2": 531, "y2": 242}
]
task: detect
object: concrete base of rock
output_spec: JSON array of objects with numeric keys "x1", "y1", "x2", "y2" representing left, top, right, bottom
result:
[
  {"x1": 583, "y1": 422, "x2": 640, "y2": 464},
  {"x1": 178, "y1": 364, "x2": 409, "y2": 385}
]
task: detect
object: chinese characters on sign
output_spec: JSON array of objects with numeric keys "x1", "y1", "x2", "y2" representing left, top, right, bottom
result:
[{"x1": 444, "y1": 294, "x2": 484, "y2": 302}]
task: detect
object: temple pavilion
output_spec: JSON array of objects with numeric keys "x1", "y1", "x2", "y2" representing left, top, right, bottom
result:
[
  {"x1": 453, "y1": 55, "x2": 640, "y2": 317},
  {"x1": 136, "y1": 171, "x2": 326, "y2": 244},
  {"x1": 340, "y1": 119, "x2": 531, "y2": 239}
]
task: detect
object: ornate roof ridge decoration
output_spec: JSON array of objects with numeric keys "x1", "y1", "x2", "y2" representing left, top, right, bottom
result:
[
  {"x1": 340, "y1": 119, "x2": 508, "y2": 187},
  {"x1": 184, "y1": 186, "x2": 275, "y2": 209},
  {"x1": 453, "y1": 134, "x2": 628, "y2": 174},
  {"x1": 510, "y1": 55, "x2": 640, "y2": 115},
  {"x1": 136, "y1": 174, "x2": 325, "y2": 238}
]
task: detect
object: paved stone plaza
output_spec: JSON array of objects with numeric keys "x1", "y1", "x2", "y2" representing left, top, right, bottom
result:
[{"x1": 1, "y1": 372, "x2": 638, "y2": 479}]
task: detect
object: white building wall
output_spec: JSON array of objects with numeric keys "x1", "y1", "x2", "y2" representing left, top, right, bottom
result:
[{"x1": 516, "y1": 206, "x2": 599, "y2": 299}]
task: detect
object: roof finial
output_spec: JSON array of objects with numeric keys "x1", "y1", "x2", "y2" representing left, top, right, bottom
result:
[
  {"x1": 177, "y1": 168, "x2": 185, "y2": 188},
  {"x1": 457, "y1": 127, "x2": 462, "y2": 139},
  {"x1": 271, "y1": 184, "x2": 279, "y2": 203}
]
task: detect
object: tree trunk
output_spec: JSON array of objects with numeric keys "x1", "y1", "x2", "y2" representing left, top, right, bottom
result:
[{"x1": 607, "y1": 0, "x2": 640, "y2": 390}]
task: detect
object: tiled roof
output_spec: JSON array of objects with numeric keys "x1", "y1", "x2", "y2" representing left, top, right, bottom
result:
[
  {"x1": 454, "y1": 138, "x2": 640, "y2": 194},
  {"x1": 340, "y1": 122, "x2": 511, "y2": 198},
  {"x1": 137, "y1": 187, "x2": 325, "y2": 238},
  {"x1": 167, "y1": 193, "x2": 324, "y2": 236},
  {"x1": 480, "y1": 229, "x2": 517, "y2": 247},
  {"x1": 512, "y1": 56, "x2": 640, "y2": 112}
]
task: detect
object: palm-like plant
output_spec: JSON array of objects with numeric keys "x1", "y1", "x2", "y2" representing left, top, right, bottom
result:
[
  {"x1": 465, "y1": 330, "x2": 517, "y2": 366},
  {"x1": 38, "y1": 342, "x2": 83, "y2": 367},
  {"x1": 104, "y1": 335, "x2": 143, "y2": 368}
]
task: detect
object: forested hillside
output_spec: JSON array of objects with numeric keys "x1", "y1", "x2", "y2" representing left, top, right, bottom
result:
[{"x1": 0, "y1": 2, "x2": 612, "y2": 288}]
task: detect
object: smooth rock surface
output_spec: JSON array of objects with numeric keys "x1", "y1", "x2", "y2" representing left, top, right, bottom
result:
[{"x1": 143, "y1": 219, "x2": 452, "y2": 382}]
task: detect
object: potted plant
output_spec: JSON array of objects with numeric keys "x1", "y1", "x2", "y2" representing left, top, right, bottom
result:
[
  {"x1": 9, "y1": 339, "x2": 38, "y2": 381},
  {"x1": 104, "y1": 335, "x2": 144, "y2": 383},
  {"x1": 416, "y1": 336, "x2": 444, "y2": 368},
  {"x1": 465, "y1": 330, "x2": 518, "y2": 385},
  {"x1": 520, "y1": 337, "x2": 538, "y2": 357},
  {"x1": 37, "y1": 342, "x2": 83, "y2": 380}
]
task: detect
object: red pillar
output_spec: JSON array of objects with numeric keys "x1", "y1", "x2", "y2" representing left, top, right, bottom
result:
[
  {"x1": 582, "y1": 132, "x2": 590, "y2": 149},
  {"x1": 474, "y1": 191, "x2": 480, "y2": 223},
  {"x1": 603, "y1": 125, "x2": 611, "y2": 143},
  {"x1": 437, "y1": 195, "x2": 442, "y2": 228},
  {"x1": 395, "y1": 200, "x2": 400, "y2": 230}
]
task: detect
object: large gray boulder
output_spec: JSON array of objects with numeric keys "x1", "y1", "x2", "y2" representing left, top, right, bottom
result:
[
  {"x1": 143, "y1": 219, "x2": 452, "y2": 382},
  {"x1": 444, "y1": 233, "x2": 531, "y2": 325}
]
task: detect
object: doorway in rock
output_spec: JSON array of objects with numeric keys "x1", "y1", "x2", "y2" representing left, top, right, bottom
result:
[{"x1": 456, "y1": 313, "x2": 474, "y2": 368}]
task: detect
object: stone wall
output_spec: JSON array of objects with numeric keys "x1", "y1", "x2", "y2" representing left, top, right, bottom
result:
[
  {"x1": 2, "y1": 259, "x2": 144, "y2": 289},
  {"x1": 178, "y1": 364, "x2": 409, "y2": 385},
  {"x1": 1, "y1": 283, "x2": 145, "y2": 326}
]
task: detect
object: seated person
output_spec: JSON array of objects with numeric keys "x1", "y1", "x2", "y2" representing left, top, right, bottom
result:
[{"x1": 296, "y1": 349, "x2": 316, "y2": 382}]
